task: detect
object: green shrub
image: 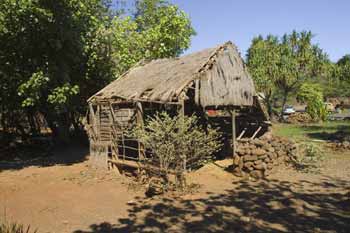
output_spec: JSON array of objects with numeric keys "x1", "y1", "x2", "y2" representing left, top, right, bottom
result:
[
  {"x1": 292, "y1": 142, "x2": 325, "y2": 173},
  {"x1": 297, "y1": 83, "x2": 328, "y2": 121},
  {"x1": 130, "y1": 112, "x2": 222, "y2": 190}
]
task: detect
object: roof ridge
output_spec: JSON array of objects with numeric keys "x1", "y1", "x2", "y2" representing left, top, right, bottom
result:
[
  {"x1": 172, "y1": 42, "x2": 233, "y2": 98},
  {"x1": 88, "y1": 41, "x2": 234, "y2": 103}
]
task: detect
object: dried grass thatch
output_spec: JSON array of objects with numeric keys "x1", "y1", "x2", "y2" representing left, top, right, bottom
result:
[{"x1": 89, "y1": 41, "x2": 256, "y2": 108}]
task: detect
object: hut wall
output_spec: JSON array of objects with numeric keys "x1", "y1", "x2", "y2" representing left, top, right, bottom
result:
[
  {"x1": 85, "y1": 103, "x2": 112, "y2": 169},
  {"x1": 199, "y1": 46, "x2": 255, "y2": 107},
  {"x1": 99, "y1": 105, "x2": 112, "y2": 142}
]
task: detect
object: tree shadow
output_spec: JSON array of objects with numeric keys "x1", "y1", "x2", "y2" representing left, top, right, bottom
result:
[
  {"x1": 0, "y1": 143, "x2": 89, "y2": 172},
  {"x1": 301, "y1": 124, "x2": 349, "y2": 133},
  {"x1": 294, "y1": 123, "x2": 350, "y2": 141},
  {"x1": 73, "y1": 177, "x2": 350, "y2": 233},
  {"x1": 307, "y1": 129, "x2": 350, "y2": 141}
]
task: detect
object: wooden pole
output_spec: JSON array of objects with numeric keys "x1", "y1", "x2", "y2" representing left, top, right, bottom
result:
[
  {"x1": 179, "y1": 98, "x2": 186, "y2": 172},
  {"x1": 231, "y1": 110, "x2": 236, "y2": 164},
  {"x1": 96, "y1": 105, "x2": 101, "y2": 142},
  {"x1": 136, "y1": 102, "x2": 145, "y2": 161},
  {"x1": 194, "y1": 79, "x2": 200, "y2": 105},
  {"x1": 180, "y1": 98, "x2": 185, "y2": 118}
]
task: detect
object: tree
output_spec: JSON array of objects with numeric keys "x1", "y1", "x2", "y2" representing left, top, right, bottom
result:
[
  {"x1": 0, "y1": 0, "x2": 114, "y2": 142},
  {"x1": 0, "y1": 0, "x2": 195, "y2": 143},
  {"x1": 320, "y1": 55, "x2": 350, "y2": 98},
  {"x1": 335, "y1": 54, "x2": 350, "y2": 94},
  {"x1": 247, "y1": 31, "x2": 329, "y2": 118},
  {"x1": 109, "y1": 0, "x2": 195, "y2": 76},
  {"x1": 246, "y1": 35, "x2": 280, "y2": 116},
  {"x1": 276, "y1": 31, "x2": 328, "y2": 117},
  {"x1": 337, "y1": 54, "x2": 350, "y2": 67}
]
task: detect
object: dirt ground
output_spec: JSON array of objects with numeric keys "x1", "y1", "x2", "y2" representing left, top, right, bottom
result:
[{"x1": 0, "y1": 146, "x2": 349, "y2": 233}]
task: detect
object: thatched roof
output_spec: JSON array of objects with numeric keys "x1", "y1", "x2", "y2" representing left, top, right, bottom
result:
[{"x1": 89, "y1": 41, "x2": 256, "y2": 107}]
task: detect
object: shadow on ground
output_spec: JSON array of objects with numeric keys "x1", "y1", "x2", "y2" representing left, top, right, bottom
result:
[
  {"x1": 301, "y1": 124, "x2": 350, "y2": 132},
  {"x1": 307, "y1": 129, "x2": 350, "y2": 141},
  {"x1": 0, "y1": 144, "x2": 89, "y2": 172},
  {"x1": 73, "y1": 177, "x2": 350, "y2": 233},
  {"x1": 289, "y1": 123, "x2": 350, "y2": 141}
]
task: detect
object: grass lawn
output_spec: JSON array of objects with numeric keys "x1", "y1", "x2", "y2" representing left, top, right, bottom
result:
[{"x1": 273, "y1": 120, "x2": 350, "y2": 142}]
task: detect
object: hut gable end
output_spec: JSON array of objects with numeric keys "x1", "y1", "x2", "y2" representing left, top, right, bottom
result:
[{"x1": 199, "y1": 45, "x2": 255, "y2": 107}]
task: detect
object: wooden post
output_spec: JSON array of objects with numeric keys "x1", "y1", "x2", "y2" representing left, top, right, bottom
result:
[
  {"x1": 89, "y1": 103, "x2": 97, "y2": 137},
  {"x1": 179, "y1": 98, "x2": 185, "y2": 118},
  {"x1": 122, "y1": 133, "x2": 126, "y2": 161},
  {"x1": 194, "y1": 79, "x2": 200, "y2": 105},
  {"x1": 136, "y1": 102, "x2": 145, "y2": 161},
  {"x1": 96, "y1": 105, "x2": 101, "y2": 142},
  {"x1": 231, "y1": 110, "x2": 236, "y2": 164},
  {"x1": 179, "y1": 98, "x2": 186, "y2": 172}
]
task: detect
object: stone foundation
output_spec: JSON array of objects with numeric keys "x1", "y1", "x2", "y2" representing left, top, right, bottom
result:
[{"x1": 233, "y1": 136, "x2": 297, "y2": 178}]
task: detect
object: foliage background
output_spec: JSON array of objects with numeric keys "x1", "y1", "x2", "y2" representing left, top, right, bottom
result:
[
  {"x1": 0, "y1": 0, "x2": 195, "y2": 142},
  {"x1": 246, "y1": 31, "x2": 350, "y2": 119}
]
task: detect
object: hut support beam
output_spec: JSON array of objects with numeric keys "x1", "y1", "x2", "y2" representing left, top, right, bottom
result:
[
  {"x1": 178, "y1": 98, "x2": 186, "y2": 173},
  {"x1": 237, "y1": 128, "x2": 247, "y2": 140},
  {"x1": 195, "y1": 79, "x2": 200, "y2": 105},
  {"x1": 251, "y1": 126, "x2": 262, "y2": 140},
  {"x1": 136, "y1": 102, "x2": 145, "y2": 161},
  {"x1": 231, "y1": 110, "x2": 236, "y2": 165},
  {"x1": 179, "y1": 99, "x2": 185, "y2": 118}
]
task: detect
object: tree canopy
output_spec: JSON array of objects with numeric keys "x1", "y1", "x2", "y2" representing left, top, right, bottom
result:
[
  {"x1": 0, "y1": 0, "x2": 195, "y2": 141},
  {"x1": 246, "y1": 35, "x2": 280, "y2": 116},
  {"x1": 247, "y1": 30, "x2": 330, "y2": 117},
  {"x1": 109, "y1": 0, "x2": 195, "y2": 76}
]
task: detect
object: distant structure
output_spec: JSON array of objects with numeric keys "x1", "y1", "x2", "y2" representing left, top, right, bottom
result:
[{"x1": 85, "y1": 41, "x2": 268, "y2": 171}]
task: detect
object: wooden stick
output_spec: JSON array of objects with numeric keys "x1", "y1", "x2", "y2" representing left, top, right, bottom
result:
[
  {"x1": 237, "y1": 128, "x2": 247, "y2": 140},
  {"x1": 116, "y1": 144, "x2": 146, "y2": 152},
  {"x1": 251, "y1": 126, "x2": 262, "y2": 140},
  {"x1": 108, "y1": 98, "x2": 181, "y2": 105},
  {"x1": 109, "y1": 102, "x2": 117, "y2": 122},
  {"x1": 116, "y1": 155, "x2": 141, "y2": 160},
  {"x1": 122, "y1": 133, "x2": 126, "y2": 160},
  {"x1": 108, "y1": 159, "x2": 176, "y2": 174}
]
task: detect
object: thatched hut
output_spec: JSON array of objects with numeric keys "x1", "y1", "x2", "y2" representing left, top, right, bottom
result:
[{"x1": 85, "y1": 41, "x2": 268, "y2": 170}]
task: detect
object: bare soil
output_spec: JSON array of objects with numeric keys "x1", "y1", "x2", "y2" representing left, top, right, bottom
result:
[{"x1": 0, "y1": 147, "x2": 349, "y2": 233}]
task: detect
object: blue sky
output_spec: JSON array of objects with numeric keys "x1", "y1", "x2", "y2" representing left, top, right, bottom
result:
[{"x1": 169, "y1": 0, "x2": 349, "y2": 62}]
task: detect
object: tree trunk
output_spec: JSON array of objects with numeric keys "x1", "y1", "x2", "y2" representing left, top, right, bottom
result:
[
  {"x1": 280, "y1": 90, "x2": 289, "y2": 119},
  {"x1": 27, "y1": 111, "x2": 39, "y2": 136},
  {"x1": 264, "y1": 93, "x2": 273, "y2": 117},
  {"x1": 56, "y1": 112, "x2": 71, "y2": 144},
  {"x1": 70, "y1": 111, "x2": 82, "y2": 133},
  {"x1": 42, "y1": 110, "x2": 71, "y2": 144}
]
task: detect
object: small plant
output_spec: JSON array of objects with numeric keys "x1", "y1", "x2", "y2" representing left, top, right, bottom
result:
[
  {"x1": 130, "y1": 112, "x2": 222, "y2": 192},
  {"x1": 0, "y1": 221, "x2": 37, "y2": 233},
  {"x1": 1, "y1": 209, "x2": 37, "y2": 233},
  {"x1": 292, "y1": 142, "x2": 325, "y2": 173},
  {"x1": 300, "y1": 142, "x2": 325, "y2": 162}
]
